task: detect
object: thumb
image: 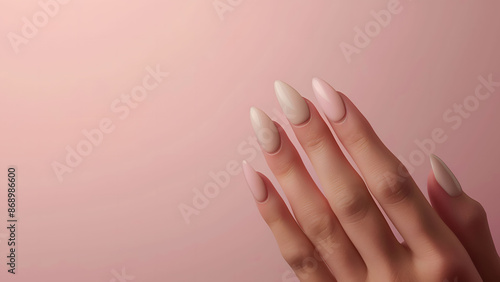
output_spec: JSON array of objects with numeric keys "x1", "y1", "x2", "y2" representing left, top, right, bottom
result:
[{"x1": 428, "y1": 154, "x2": 500, "y2": 281}]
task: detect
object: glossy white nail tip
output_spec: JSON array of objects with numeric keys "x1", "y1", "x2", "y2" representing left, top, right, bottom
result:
[
  {"x1": 250, "y1": 107, "x2": 281, "y2": 153},
  {"x1": 430, "y1": 154, "x2": 463, "y2": 197},
  {"x1": 274, "y1": 80, "x2": 310, "y2": 125}
]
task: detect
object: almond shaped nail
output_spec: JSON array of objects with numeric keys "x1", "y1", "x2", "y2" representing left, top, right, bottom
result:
[
  {"x1": 250, "y1": 107, "x2": 281, "y2": 153},
  {"x1": 430, "y1": 154, "x2": 463, "y2": 197},
  {"x1": 274, "y1": 80, "x2": 310, "y2": 125},
  {"x1": 242, "y1": 160, "x2": 268, "y2": 202},
  {"x1": 312, "y1": 77, "x2": 346, "y2": 122}
]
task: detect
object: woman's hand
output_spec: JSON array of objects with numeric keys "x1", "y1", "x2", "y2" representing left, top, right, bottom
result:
[{"x1": 243, "y1": 78, "x2": 500, "y2": 281}]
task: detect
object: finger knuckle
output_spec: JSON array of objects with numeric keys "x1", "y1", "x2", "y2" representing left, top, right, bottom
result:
[
  {"x1": 461, "y1": 199, "x2": 487, "y2": 230},
  {"x1": 429, "y1": 253, "x2": 462, "y2": 279},
  {"x1": 345, "y1": 131, "x2": 371, "y2": 155},
  {"x1": 333, "y1": 192, "x2": 369, "y2": 223},
  {"x1": 375, "y1": 167, "x2": 413, "y2": 205},
  {"x1": 263, "y1": 210, "x2": 287, "y2": 229},
  {"x1": 272, "y1": 156, "x2": 299, "y2": 179},
  {"x1": 303, "y1": 215, "x2": 336, "y2": 241},
  {"x1": 281, "y1": 246, "x2": 317, "y2": 272},
  {"x1": 302, "y1": 131, "x2": 329, "y2": 155}
]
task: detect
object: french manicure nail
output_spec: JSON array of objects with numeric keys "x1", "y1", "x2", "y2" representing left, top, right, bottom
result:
[
  {"x1": 250, "y1": 107, "x2": 281, "y2": 154},
  {"x1": 312, "y1": 77, "x2": 346, "y2": 122},
  {"x1": 430, "y1": 154, "x2": 463, "y2": 197},
  {"x1": 242, "y1": 160, "x2": 268, "y2": 202},
  {"x1": 274, "y1": 80, "x2": 310, "y2": 125}
]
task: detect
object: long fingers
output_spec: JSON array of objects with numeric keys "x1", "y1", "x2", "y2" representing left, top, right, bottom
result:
[
  {"x1": 249, "y1": 108, "x2": 366, "y2": 281},
  {"x1": 274, "y1": 81, "x2": 404, "y2": 271}
]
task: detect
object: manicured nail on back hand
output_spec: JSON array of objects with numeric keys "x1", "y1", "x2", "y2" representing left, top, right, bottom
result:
[
  {"x1": 274, "y1": 80, "x2": 310, "y2": 125},
  {"x1": 242, "y1": 161, "x2": 268, "y2": 202},
  {"x1": 250, "y1": 107, "x2": 281, "y2": 154},
  {"x1": 430, "y1": 154, "x2": 463, "y2": 197},
  {"x1": 312, "y1": 77, "x2": 346, "y2": 122}
]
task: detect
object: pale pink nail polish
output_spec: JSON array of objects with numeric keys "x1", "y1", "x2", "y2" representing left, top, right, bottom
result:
[
  {"x1": 430, "y1": 154, "x2": 463, "y2": 197},
  {"x1": 242, "y1": 160, "x2": 268, "y2": 202},
  {"x1": 312, "y1": 77, "x2": 346, "y2": 122}
]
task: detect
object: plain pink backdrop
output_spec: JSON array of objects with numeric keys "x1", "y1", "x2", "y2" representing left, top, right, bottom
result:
[{"x1": 1, "y1": 1, "x2": 499, "y2": 281}]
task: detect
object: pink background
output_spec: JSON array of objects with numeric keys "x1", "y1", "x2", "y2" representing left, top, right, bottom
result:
[{"x1": 1, "y1": 1, "x2": 500, "y2": 281}]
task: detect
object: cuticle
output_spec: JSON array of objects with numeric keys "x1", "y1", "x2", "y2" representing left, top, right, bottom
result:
[
  {"x1": 264, "y1": 139, "x2": 283, "y2": 156},
  {"x1": 292, "y1": 100, "x2": 314, "y2": 128},
  {"x1": 256, "y1": 194, "x2": 270, "y2": 204},
  {"x1": 332, "y1": 93, "x2": 348, "y2": 125},
  {"x1": 333, "y1": 111, "x2": 348, "y2": 125},
  {"x1": 292, "y1": 112, "x2": 312, "y2": 128}
]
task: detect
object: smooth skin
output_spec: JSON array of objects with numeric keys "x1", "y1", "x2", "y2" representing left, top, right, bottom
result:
[{"x1": 243, "y1": 78, "x2": 500, "y2": 282}]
